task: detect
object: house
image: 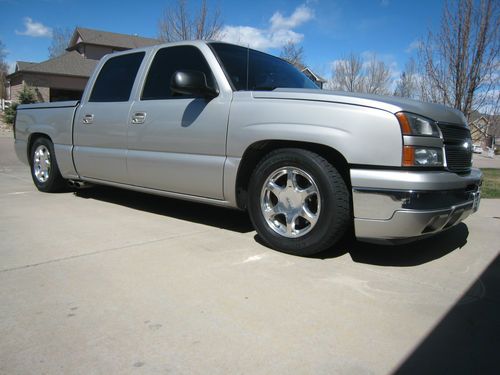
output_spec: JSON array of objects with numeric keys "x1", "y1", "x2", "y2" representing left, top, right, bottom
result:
[
  {"x1": 487, "y1": 115, "x2": 499, "y2": 150},
  {"x1": 470, "y1": 115, "x2": 490, "y2": 146},
  {"x1": 469, "y1": 112, "x2": 499, "y2": 150},
  {"x1": 6, "y1": 27, "x2": 328, "y2": 101},
  {"x1": 301, "y1": 67, "x2": 327, "y2": 89},
  {"x1": 6, "y1": 27, "x2": 159, "y2": 102}
]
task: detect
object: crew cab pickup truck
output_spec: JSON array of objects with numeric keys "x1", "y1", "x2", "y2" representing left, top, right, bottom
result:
[{"x1": 14, "y1": 41, "x2": 482, "y2": 256}]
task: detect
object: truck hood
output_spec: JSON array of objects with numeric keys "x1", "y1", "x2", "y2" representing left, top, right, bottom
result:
[{"x1": 252, "y1": 88, "x2": 467, "y2": 126}]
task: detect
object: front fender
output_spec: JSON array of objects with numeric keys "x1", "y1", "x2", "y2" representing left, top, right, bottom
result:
[{"x1": 227, "y1": 96, "x2": 403, "y2": 167}]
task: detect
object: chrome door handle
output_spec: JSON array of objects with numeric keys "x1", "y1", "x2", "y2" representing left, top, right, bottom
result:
[
  {"x1": 82, "y1": 114, "x2": 94, "y2": 124},
  {"x1": 131, "y1": 112, "x2": 146, "y2": 124}
]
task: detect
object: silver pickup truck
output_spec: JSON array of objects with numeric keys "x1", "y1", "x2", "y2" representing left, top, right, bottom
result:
[{"x1": 14, "y1": 41, "x2": 482, "y2": 256}]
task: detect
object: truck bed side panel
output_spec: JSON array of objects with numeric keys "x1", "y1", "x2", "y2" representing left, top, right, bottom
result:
[{"x1": 15, "y1": 101, "x2": 79, "y2": 178}]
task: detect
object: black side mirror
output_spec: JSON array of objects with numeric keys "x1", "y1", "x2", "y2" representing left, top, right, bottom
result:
[{"x1": 171, "y1": 70, "x2": 218, "y2": 98}]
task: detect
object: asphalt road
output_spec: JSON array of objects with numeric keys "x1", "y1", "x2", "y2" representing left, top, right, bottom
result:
[{"x1": 1, "y1": 134, "x2": 499, "y2": 375}]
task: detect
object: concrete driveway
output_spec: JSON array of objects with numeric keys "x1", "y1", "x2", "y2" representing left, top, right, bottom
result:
[
  {"x1": 473, "y1": 152, "x2": 500, "y2": 169},
  {"x1": 0, "y1": 134, "x2": 499, "y2": 374}
]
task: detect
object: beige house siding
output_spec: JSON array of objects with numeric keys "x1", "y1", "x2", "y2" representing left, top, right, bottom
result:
[
  {"x1": 24, "y1": 73, "x2": 88, "y2": 91},
  {"x1": 9, "y1": 84, "x2": 24, "y2": 102},
  {"x1": 80, "y1": 44, "x2": 116, "y2": 60}
]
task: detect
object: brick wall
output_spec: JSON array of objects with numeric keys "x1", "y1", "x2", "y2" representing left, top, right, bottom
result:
[{"x1": 9, "y1": 83, "x2": 49, "y2": 103}]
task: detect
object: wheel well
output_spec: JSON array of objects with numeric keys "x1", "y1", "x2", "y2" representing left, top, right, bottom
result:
[
  {"x1": 235, "y1": 140, "x2": 351, "y2": 209},
  {"x1": 27, "y1": 133, "x2": 51, "y2": 161}
]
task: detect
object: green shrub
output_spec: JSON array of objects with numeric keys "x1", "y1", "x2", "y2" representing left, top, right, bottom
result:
[
  {"x1": 2, "y1": 85, "x2": 36, "y2": 125},
  {"x1": 2, "y1": 102, "x2": 18, "y2": 125},
  {"x1": 18, "y1": 85, "x2": 36, "y2": 104}
]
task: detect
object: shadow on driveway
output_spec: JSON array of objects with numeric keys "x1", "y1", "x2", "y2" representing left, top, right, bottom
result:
[
  {"x1": 75, "y1": 185, "x2": 469, "y2": 266},
  {"x1": 315, "y1": 223, "x2": 469, "y2": 267},
  {"x1": 74, "y1": 185, "x2": 254, "y2": 234},
  {"x1": 395, "y1": 253, "x2": 500, "y2": 374}
]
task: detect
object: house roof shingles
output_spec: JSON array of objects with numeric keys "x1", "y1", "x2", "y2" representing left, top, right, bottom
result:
[
  {"x1": 8, "y1": 27, "x2": 160, "y2": 80},
  {"x1": 69, "y1": 27, "x2": 160, "y2": 50},
  {"x1": 16, "y1": 61, "x2": 36, "y2": 71},
  {"x1": 12, "y1": 51, "x2": 98, "y2": 78}
]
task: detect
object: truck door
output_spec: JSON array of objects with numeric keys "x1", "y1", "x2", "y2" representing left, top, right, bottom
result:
[
  {"x1": 73, "y1": 52, "x2": 145, "y2": 183},
  {"x1": 127, "y1": 45, "x2": 230, "y2": 199}
]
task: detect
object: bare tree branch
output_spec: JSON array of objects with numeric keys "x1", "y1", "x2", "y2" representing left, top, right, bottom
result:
[
  {"x1": 48, "y1": 27, "x2": 73, "y2": 58},
  {"x1": 419, "y1": 0, "x2": 499, "y2": 118},
  {"x1": 0, "y1": 39, "x2": 8, "y2": 100},
  {"x1": 394, "y1": 58, "x2": 418, "y2": 98},
  {"x1": 330, "y1": 53, "x2": 363, "y2": 92},
  {"x1": 330, "y1": 53, "x2": 391, "y2": 94},
  {"x1": 280, "y1": 41, "x2": 305, "y2": 69},
  {"x1": 158, "y1": 0, "x2": 223, "y2": 42},
  {"x1": 363, "y1": 54, "x2": 391, "y2": 95}
]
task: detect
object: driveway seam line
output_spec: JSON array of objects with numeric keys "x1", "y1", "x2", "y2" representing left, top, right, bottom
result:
[{"x1": 0, "y1": 230, "x2": 210, "y2": 273}]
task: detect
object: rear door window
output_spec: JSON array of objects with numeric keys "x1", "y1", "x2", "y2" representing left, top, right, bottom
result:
[{"x1": 89, "y1": 52, "x2": 145, "y2": 102}]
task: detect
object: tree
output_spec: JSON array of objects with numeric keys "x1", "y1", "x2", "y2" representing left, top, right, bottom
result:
[
  {"x1": 280, "y1": 41, "x2": 305, "y2": 69},
  {"x1": 3, "y1": 103, "x2": 17, "y2": 125},
  {"x1": 330, "y1": 53, "x2": 392, "y2": 94},
  {"x1": 330, "y1": 53, "x2": 363, "y2": 92},
  {"x1": 158, "y1": 0, "x2": 223, "y2": 42},
  {"x1": 0, "y1": 38, "x2": 8, "y2": 100},
  {"x1": 363, "y1": 54, "x2": 391, "y2": 95},
  {"x1": 394, "y1": 58, "x2": 418, "y2": 98},
  {"x1": 48, "y1": 27, "x2": 73, "y2": 58},
  {"x1": 3, "y1": 85, "x2": 37, "y2": 125},
  {"x1": 18, "y1": 85, "x2": 37, "y2": 104},
  {"x1": 419, "y1": 0, "x2": 499, "y2": 119}
]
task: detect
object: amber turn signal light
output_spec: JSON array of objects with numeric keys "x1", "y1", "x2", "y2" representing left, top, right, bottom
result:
[
  {"x1": 403, "y1": 146, "x2": 415, "y2": 166},
  {"x1": 396, "y1": 112, "x2": 412, "y2": 135}
]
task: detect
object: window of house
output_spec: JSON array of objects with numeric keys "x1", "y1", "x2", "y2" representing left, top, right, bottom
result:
[
  {"x1": 141, "y1": 46, "x2": 215, "y2": 100},
  {"x1": 89, "y1": 52, "x2": 145, "y2": 102}
]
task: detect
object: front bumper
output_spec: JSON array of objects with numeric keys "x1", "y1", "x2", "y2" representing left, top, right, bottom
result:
[{"x1": 351, "y1": 168, "x2": 482, "y2": 243}]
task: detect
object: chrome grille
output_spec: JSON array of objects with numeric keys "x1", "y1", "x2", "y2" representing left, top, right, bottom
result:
[{"x1": 438, "y1": 123, "x2": 472, "y2": 173}]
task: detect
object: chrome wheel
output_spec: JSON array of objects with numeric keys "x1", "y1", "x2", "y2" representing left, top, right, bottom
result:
[
  {"x1": 260, "y1": 167, "x2": 321, "y2": 238},
  {"x1": 33, "y1": 145, "x2": 51, "y2": 183}
]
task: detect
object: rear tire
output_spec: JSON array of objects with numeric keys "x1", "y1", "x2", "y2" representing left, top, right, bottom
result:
[
  {"x1": 248, "y1": 148, "x2": 351, "y2": 256},
  {"x1": 30, "y1": 137, "x2": 66, "y2": 192}
]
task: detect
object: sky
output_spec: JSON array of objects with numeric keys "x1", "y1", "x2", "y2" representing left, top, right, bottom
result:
[{"x1": 0, "y1": 0, "x2": 445, "y2": 80}]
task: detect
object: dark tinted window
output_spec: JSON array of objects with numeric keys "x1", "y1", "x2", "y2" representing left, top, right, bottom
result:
[
  {"x1": 89, "y1": 52, "x2": 144, "y2": 102},
  {"x1": 142, "y1": 46, "x2": 215, "y2": 100},
  {"x1": 209, "y1": 43, "x2": 318, "y2": 91}
]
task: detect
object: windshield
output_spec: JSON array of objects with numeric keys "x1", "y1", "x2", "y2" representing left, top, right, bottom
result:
[{"x1": 209, "y1": 42, "x2": 319, "y2": 91}]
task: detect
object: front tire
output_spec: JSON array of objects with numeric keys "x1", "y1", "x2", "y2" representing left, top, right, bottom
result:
[
  {"x1": 30, "y1": 137, "x2": 66, "y2": 192},
  {"x1": 248, "y1": 149, "x2": 351, "y2": 256}
]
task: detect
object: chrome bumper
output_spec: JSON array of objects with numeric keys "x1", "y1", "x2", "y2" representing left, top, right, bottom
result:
[{"x1": 351, "y1": 168, "x2": 482, "y2": 243}]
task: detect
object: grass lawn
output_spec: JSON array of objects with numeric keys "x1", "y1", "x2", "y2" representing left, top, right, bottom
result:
[{"x1": 481, "y1": 168, "x2": 500, "y2": 198}]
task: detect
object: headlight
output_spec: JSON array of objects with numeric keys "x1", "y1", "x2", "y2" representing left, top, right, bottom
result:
[
  {"x1": 396, "y1": 112, "x2": 440, "y2": 137},
  {"x1": 403, "y1": 146, "x2": 443, "y2": 167}
]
